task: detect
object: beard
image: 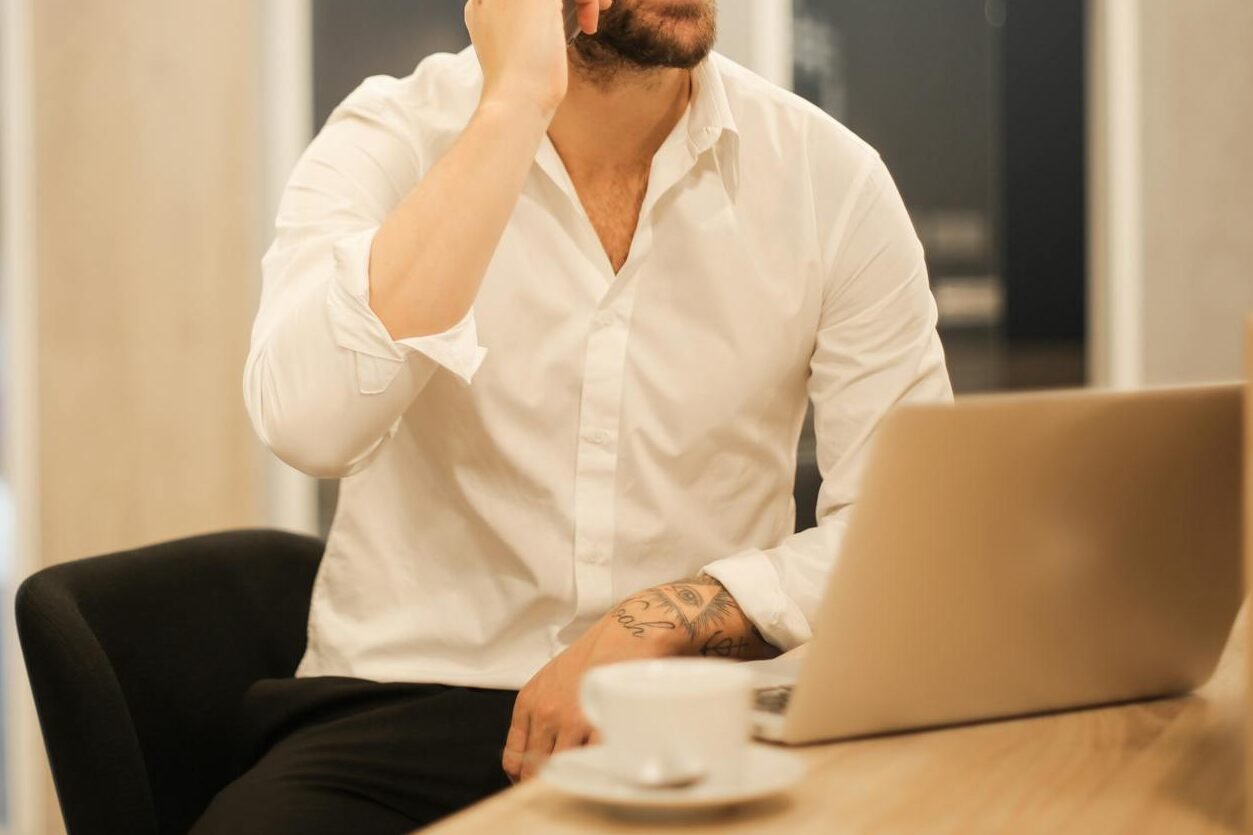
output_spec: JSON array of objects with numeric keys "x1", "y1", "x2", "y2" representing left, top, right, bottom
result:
[{"x1": 572, "y1": 0, "x2": 718, "y2": 79}]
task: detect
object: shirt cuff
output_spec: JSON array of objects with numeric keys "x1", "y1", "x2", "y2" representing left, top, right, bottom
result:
[
  {"x1": 326, "y1": 227, "x2": 488, "y2": 394},
  {"x1": 700, "y1": 551, "x2": 813, "y2": 652}
]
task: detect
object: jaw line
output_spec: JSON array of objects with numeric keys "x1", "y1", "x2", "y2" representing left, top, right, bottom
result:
[{"x1": 574, "y1": 2, "x2": 716, "y2": 75}]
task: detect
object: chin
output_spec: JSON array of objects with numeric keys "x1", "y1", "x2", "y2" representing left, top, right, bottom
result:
[
  {"x1": 643, "y1": 4, "x2": 718, "y2": 54},
  {"x1": 640, "y1": 0, "x2": 715, "y2": 23},
  {"x1": 576, "y1": 0, "x2": 717, "y2": 72}
]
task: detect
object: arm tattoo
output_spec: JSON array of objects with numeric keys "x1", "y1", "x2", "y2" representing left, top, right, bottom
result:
[
  {"x1": 637, "y1": 585, "x2": 731, "y2": 642},
  {"x1": 700, "y1": 630, "x2": 753, "y2": 658},
  {"x1": 612, "y1": 606, "x2": 678, "y2": 639},
  {"x1": 690, "y1": 587, "x2": 737, "y2": 638},
  {"x1": 611, "y1": 578, "x2": 779, "y2": 661}
]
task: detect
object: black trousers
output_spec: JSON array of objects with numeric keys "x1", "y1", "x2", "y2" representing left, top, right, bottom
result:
[{"x1": 191, "y1": 677, "x2": 519, "y2": 835}]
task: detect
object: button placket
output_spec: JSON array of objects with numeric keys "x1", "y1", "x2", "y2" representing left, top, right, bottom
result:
[
  {"x1": 567, "y1": 252, "x2": 650, "y2": 628},
  {"x1": 560, "y1": 126, "x2": 696, "y2": 634}
]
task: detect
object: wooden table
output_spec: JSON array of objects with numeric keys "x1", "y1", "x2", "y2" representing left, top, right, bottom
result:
[{"x1": 426, "y1": 611, "x2": 1247, "y2": 834}]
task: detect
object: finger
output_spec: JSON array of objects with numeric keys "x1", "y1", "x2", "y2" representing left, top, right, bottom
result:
[
  {"x1": 588, "y1": 728, "x2": 603, "y2": 747},
  {"x1": 501, "y1": 706, "x2": 530, "y2": 784},
  {"x1": 520, "y1": 714, "x2": 559, "y2": 781},
  {"x1": 552, "y1": 721, "x2": 592, "y2": 755},
  {"x1": 576, "y1": 0, "x2": 606, "y2": 34}
]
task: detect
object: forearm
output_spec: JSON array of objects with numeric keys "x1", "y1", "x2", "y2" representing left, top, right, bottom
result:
[
  {"x1": 368, "y1": 98, "x2": 551, "y2": 340},
  {"x1": 610, "y1": 576, "x2": 781, "y2": 661}
]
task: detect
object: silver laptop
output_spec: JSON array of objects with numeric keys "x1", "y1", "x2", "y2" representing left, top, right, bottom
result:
[{"x1": 749, "y1": 384, "x2": 1244, "y2": 745}]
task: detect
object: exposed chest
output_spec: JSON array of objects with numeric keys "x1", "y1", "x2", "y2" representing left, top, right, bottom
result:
[
  {"x1": 571, "y1": 166, "x2": 652, "y2": 274},
  {"x1": 468, "y1": 165, "x2": 820, "y2": 439}
]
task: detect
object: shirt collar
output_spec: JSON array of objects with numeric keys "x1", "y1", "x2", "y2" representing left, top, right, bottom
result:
[
  {"x1": 688, "y1": 54, "x2": 741, "y2": 197},
  {"x1": 535, "y1": 53, "x2": 742, "y2": 201}
]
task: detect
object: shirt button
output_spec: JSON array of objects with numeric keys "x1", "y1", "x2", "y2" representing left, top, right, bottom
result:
[
  {"x1": 594, "y1": 312, "x2": 615, "y2": 329},
  {"x1": 589, "y1": 430, "x2": 611, "y2": 446}
]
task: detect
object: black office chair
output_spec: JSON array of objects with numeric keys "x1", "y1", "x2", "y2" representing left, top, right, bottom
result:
[
  {"x1": 15, "y1": 529, "x2": 324, "y2": 835},
  {"x1": 793, "y1": 454, "x2": 822, "y2": 533}
]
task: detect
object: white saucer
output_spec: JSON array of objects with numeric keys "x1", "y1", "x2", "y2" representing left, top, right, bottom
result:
[{"x1": 540, "y1": 744, "x2": 806, "y2": 811}]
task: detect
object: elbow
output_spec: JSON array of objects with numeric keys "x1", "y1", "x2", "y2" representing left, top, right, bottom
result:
[
  {"x1": 244, "y1": 353, "x2": 375, "y2": 480},
  {"x1": 264, "y1": 425, "x2": 364, "y2": 480}
]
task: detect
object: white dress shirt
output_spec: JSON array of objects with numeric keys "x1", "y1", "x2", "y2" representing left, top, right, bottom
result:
[{"x1": 246, "y1": 48, "x2": 953, "y2": 689}]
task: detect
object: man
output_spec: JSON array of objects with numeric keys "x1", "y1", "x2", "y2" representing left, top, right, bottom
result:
[{"x1": 196, "y1": 0, "x2": 951, "y2": 832}]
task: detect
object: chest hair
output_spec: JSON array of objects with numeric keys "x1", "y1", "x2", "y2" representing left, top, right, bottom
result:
[{"x1": 572, "y1": 165, "x2": 652, "y2": 274}]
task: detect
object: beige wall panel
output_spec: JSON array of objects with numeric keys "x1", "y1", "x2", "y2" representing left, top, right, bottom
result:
[
  {"x1": 33, "y1": 0, "x2": 264, "y2": 574},
  {"x1": 1139, "y1": 0, "x2": 1253, "y2": 384}
]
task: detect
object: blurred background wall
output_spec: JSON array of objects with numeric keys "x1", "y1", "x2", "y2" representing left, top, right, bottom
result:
[
  {"x1": 1091, "y1": 0, "x2": 1253, "y2": 388},
  {"x1": 31, "y1": 0, "x2": 264, "y2": 582},
  {"x1": 3, "y1": 2, "x2": 267, "y2": 832},
  {"x1": 1133, "y1": 0, "x2": 1253, "y2": 383},
  {"x1": 0, "y1": 1, "x2": 1250, "y2": 832}
]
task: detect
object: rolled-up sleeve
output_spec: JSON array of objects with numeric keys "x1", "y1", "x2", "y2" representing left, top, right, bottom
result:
[
  {"x1": 245, "y1": 78, "x2": 486, "y2": 479},
  {"x1": 701, "y1": 154, "x2": 954, "y2": 651}
]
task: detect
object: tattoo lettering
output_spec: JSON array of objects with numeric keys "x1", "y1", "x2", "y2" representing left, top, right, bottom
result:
[
  {"x1": 613, "y1": 607, "x2": 677, "y2": 640},
  {"x1": 700, "y1": 630, "x2": 753, "y2": 659}
]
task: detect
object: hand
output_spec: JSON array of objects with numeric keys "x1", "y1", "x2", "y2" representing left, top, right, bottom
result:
[
  {"x1": 501, "y1": 577, "x2": 778, "y2": 783},
  {"x1": 465, "y1": 0, "x2": 613, "y2": 116},
  {"x1": 501, "y1": 607, "x2": 679, "y2": 783}
]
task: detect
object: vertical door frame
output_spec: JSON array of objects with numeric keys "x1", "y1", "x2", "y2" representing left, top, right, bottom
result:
[
  {"x1": 1088, "y1": 0, "x2": 1145, "y2": 388},
  {"x1": 1, "y1": 0, "x2": 47, "y2": 828},
  {"x1": 718, "y1": 0, "x2": 794, "y2": 89},
  {"x1": 260, "y1": 0, "x2": 320, "y2": 535}
]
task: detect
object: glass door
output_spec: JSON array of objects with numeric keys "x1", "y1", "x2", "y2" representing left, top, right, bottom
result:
[
  {"x1": 793, "y1": 0, "x2": 1088, "y2": 393},
  {"x1": 313, "y1": 0, "x2": 468, "y2": 128}
]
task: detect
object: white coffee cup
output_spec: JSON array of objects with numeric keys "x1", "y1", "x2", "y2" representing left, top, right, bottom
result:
[{"x1": 580, "y1": 658, "x2": 755, "y2": 786}]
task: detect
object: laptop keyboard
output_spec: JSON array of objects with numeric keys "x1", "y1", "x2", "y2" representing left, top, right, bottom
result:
[{"x1": 754, "y1": 686, "x2": 794, "y2": 715}]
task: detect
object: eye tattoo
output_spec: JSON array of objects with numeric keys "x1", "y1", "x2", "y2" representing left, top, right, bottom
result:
[{"x1": 673, "y1": 585, "x2": 703, "y2": 607}]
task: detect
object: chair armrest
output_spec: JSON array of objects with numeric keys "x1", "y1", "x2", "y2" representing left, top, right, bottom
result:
[{"x1": 17, "y1": 529, "x2": 323, "y2": 835}]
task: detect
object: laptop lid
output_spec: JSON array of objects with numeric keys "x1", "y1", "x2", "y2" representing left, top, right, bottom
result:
[{"x1": 779, "y1": 384, "x2": 1244, "y2": 745}]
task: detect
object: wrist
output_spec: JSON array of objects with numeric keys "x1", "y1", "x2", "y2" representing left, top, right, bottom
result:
[
  {"x1": 476, "y1": 88, "x2": 560, "y2": 130},
  {"x1": 608, "y1": 580, "x2": 778, "y2": 661},
  {"x1": 598, "y1": 598, "x2": 689, "y2": 657}
]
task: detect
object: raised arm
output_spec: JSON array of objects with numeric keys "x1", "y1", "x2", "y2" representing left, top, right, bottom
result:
[
  {"x1": 370, "y1": 0, "x2": 609, "y2": 338},
  {"x1": 245, "y1": 0, "x2": 609, "y2": 477}
]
